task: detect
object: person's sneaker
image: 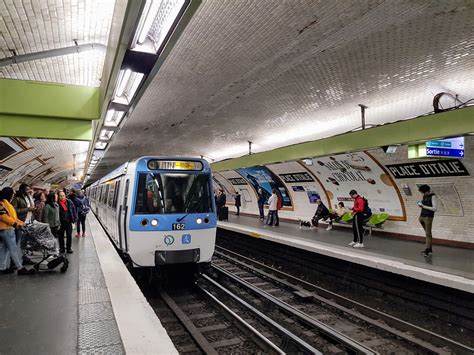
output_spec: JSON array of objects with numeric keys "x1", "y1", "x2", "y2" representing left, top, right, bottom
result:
[
  {"x1": 421, "y1": 250, "x2": 432, "y2": 257},
  {"x1": 82, "y1": 232, "x2": 86, "y2": 238},
  {"x1": 420, "y1": 249, "x2": 428, "y2": 256},
  {"x1": 353, "y1": 243, "x2": 365, "y2": 248},
  {"x1": 67, "y1": 249, "x2": 74, "y2": 254},
  {"x1": 326, "y1": 225, "x2": 333, "y2": 231},
  {"x1": 75, "y1": 233, "x2": 81, "y2": 238},
  {"x1": 17, "y1": 268, "x2": 33, "y2": 276},
  {"x1": 348, "y1": 241, "x2": 356, "y2": 246}
]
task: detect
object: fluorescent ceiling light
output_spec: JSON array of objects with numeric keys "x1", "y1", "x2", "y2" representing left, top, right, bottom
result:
[
  {"x1": 99, "y1": 129, "x2": 114, "y2": 141},
  {"x1": 113, "y1": 70, "x2": 144, "y2": 105},
  {"x1": 132, "y1": 0, "x2": 186, "y2": 53},
  {"x1": 104, "y1": 110, "x2": 125, "y2": 127},
  {"x1": 95, "y1": 142, "x2": 108, "y2": 150}
]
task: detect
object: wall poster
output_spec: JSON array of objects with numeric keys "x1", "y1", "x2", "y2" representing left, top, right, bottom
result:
[
  {"x1": 305, "y1": 152, "x2": 406, "y2": 220},
  {"x1": 237, "y1": 166, "x2": 292, "y2": 208}
]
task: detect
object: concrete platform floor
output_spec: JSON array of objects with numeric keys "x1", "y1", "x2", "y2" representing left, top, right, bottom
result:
[
  {"x1": 0, "y1": 239, "x2": 79, "y2": 355},
  {"x1": 222, "y1": 214, "x2": 474, "y2": 280}
]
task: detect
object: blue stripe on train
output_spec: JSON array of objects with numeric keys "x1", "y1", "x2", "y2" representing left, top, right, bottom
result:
[{"x1": 129, "y1": 213, "x2": 217, "y2": 232}]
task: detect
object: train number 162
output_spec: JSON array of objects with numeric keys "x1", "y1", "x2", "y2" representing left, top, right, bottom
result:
[{"x1": 172, "y1": 223, "x2": 186, "y2": 230}]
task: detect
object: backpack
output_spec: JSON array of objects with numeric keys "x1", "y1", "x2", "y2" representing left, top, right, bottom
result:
[
  {"x1": 78, "y1": 197, "x2": 90, "y2": 215},
  {"x1": 277, "y1": 197, "x2": 282, "y2": 210},
  {"x1": 362, "y1": 197, "x2": 372, "y2": 217}
]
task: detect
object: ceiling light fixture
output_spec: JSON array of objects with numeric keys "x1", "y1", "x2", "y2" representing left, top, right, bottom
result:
[
  {"x1": 113, "y1": 70, "x2": 144, "y2": 105},
  {"x1": 133, "y1": 0, "x2": 187, "y2": 53},
  {"x1": 104, "y1": 109, "x2": 126, "y2": 127}
]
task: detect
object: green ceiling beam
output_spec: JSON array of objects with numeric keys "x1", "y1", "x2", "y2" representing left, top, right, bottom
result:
[
  {"x1": 212, "y1": 107, "x2": 474, "y2": 172},
  {"x1": 0, "y1": 78, "x2": 99, "y2": 120},
  {"x1": 0, "y1": 114, "x2": 92, "y2": 141}
]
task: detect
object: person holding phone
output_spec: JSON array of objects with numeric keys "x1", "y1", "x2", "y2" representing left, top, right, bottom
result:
[{"x1": 417, "y1": 185, "x2": 438, "y2": 257}]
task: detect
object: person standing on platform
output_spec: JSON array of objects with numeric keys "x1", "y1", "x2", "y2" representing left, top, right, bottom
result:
[
  {"x1": 73, "y1": 189, "x2": 90, "y2": 238},
  {"x1": 265, "y1": 189, "x2": 279, "y2": 227},
  {"x1": 12, "y1": 183, "x2": 35, "y2": 264},
  {"x1": 33, "y1": 191, "x2": 46, "y2": 222},
  {"x1": 58, "y1": 191, "x2": 77, "y2": 254},
  {"x1": 257, "y1": 188, "x2": 265, "y2": 220},
  {"x1": 417, "y1": 184, "x2": 438, "y2": 257},
  {"x1": 0, "y1": 187, "x2": 34, "y2": 275},
  {"x1": 42, "y1": 192, "x2": 60, "y2": 240},
  {"x1": 234, "y1": 191, "x2": 241, "y2": 216},
  {"x1": 216, "y1": 189, "x2": 226, "y2": 219},
  {"x1": 348, "y1": 189, "x2": 366, "y2": 248}
]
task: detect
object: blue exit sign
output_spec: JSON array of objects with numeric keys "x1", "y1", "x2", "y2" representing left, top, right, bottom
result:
[{"x1": 426, "y1": 137, "x2": 464, "y2": 158}]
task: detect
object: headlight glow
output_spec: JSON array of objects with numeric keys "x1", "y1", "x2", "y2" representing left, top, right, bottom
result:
[
  {"x1": 150, "y1": 219, "x2": 159, "y2": 226},
  {"x1": 196, "y1": 218, "x2": 203, "y2": 224}
]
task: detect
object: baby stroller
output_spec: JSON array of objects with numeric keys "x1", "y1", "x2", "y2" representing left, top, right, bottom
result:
[{"x1": 22, "y1": 221, "x2": 69, "y2": 273}]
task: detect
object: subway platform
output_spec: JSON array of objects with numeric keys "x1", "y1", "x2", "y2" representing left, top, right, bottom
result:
[
  {"x1": 218, "y1": 214, "x2": 474, "y2": 294},
  {"x1": 0, "y1": 213, "x2": 177, "y2": 355}
]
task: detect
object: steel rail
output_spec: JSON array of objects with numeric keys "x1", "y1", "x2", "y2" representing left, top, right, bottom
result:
[
  {"x1": 202, "y1": 274, "x2": 322, "y2": 354},
  {"x1": 196, "y1": 284, "x2": 285, "y2": 354},
  {"x1": 215, "y1": 246, "x2": 474, "y2": 355},
  {"x1": 159, "y1": 290, "x2": 218, "y2": 355},
  {"x1": 210, "y1": 264, "x2": 378, "y2": 355}
]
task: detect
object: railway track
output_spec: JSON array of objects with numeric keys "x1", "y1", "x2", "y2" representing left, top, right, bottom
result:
[
  {"x1": 216, "y1": 229, "x2": 474, "y2": 345},
  {"x1": 210, "y1": 245, "x2": 474, "y2": 354}
]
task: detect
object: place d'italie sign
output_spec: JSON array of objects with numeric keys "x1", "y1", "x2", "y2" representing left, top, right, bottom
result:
[{"x1": 386, "y1": 159, "x2": 470, "y2": 179}]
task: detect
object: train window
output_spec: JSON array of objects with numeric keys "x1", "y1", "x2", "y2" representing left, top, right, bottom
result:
[
  {"x1": 113, "y1": 180, "x2": 121, "y2": 208},
  {"x1": 123, "y1": 179, "x2": 129, "y2": 207},
  {"x1": 108, "y1": 182, "x2": 115, "y2": 207},
  {"x1": 134, "y1": 173, "x2": 212, "y2": 214}
]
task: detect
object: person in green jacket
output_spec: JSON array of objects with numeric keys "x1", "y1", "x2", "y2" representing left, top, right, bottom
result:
[{"x1": 41, "y1": 192, "x2": 60, "y2": 239}]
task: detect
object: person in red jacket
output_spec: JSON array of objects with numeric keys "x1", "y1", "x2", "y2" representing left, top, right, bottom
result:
[{"x1": 349, "y1": 189, "x2": 365, "y2": 248}]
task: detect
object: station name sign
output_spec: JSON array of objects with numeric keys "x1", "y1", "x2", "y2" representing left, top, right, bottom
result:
[
  {"x1": 228, "y1": 177, "x2": 248, "y2": 185},
  {"x1": 279, "y1": 172, "x2": 315, "y2": 183},
  {"x1": 386, "y1": 159, "x2": 469, "y2": 179}
]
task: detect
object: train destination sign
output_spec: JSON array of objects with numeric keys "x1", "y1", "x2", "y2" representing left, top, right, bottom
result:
[
  {"x1": 426, "y1": 137, "x2": 465, "y2": 158},
  {"x1": 148, "y1": 160, "x2": 203, "y2": 171},
  {"x1": 386, "y1": 159, "x2": 469, "y2": 179}
]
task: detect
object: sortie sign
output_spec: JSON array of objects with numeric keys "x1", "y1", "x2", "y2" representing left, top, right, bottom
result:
[{"x1": 386, "y1": 159, "x2": 470, "y2": 179}]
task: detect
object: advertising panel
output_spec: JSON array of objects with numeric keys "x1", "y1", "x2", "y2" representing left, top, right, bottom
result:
[
  {"x1": 237, "y1": 166, "x2": 292, "y2": 207},
  {"x1": 305, "y1": 152, "x2": 405, "y2": 219}
]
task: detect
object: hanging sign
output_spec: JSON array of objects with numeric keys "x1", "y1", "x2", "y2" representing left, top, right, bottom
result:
[
  {"x1": 426, "y1": 137, "x2": 465, "y2": 158},
  {"x1": 386, "y1": 159, "x2": 469, "y2": 179}
]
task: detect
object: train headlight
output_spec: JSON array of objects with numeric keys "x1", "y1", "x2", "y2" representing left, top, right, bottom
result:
[
  {"x1": 150, "y1": 219, "x2": 159, "y2": 227},
  {"x1": 196, "y1": 218, "x2": 203, "y2": 224}
]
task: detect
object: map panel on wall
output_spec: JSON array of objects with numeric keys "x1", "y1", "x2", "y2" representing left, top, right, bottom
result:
[
  {"x1": 305, "y1": 152, "x2": 406, "y2": 220},
  {"x1": 416, "y1": 183, "x2": 464, "y2": 217}
]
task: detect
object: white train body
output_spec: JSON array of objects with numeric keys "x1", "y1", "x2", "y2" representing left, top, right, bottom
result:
[{"x1": 87, "y1": 157, "x2": 217, "y2": 268}]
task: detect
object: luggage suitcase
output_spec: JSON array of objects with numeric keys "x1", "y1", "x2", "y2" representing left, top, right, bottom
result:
[{"x1": 219, "y1": 207, "x2": 229, "y2": 221}]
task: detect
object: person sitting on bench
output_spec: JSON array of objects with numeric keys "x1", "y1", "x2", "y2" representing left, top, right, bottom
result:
[
  {"x1": 326, "y1": 202, "x2": 348, "y2": 230},
  {"x1": 300, "y1": 199, "x2": 330, "y2": 229}
]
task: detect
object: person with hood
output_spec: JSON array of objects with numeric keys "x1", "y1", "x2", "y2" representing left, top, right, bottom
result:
[
  {"x1": 42, "y1": 192, "x2": 60, "y2": 239},
  {"x1": 299, "y1": 199, "x2": 330, "y2": 229},
  {"x1": 12, "y1": 183, "x2": 35, "y2": 263},
  {"x1": 0, "y1": 187, "x2": 35, "y2": 275},
  {"x1": 58, "y1": 191, "x2": 77, "y2": 254},
  {"x1": 74, "y1": 189, "x2": 91, "y2": 238}
]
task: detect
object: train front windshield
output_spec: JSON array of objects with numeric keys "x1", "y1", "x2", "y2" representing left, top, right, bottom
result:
[{"x1": 135, "y1": 172, "x2": 213, "y2": 214}]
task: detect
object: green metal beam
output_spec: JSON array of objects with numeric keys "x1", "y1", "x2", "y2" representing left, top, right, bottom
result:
[
  {"x1": 0, "y1": 78, "x2": 99, "y2": 120},
  {"x1": 212, "y1": 107, "x2": 474, "y2": 172},
  {"x1": 0, "y1": 114, "x2": 92, "y2": 141}
]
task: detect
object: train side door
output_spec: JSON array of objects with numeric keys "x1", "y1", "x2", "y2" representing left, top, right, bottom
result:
[{"x1": 118, "y1": 179, "x2": 130, "y2": 251}]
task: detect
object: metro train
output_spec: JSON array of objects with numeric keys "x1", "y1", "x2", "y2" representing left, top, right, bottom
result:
[{"x1": 87, "y1": 157, "x2": 217, "y2": 276}]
